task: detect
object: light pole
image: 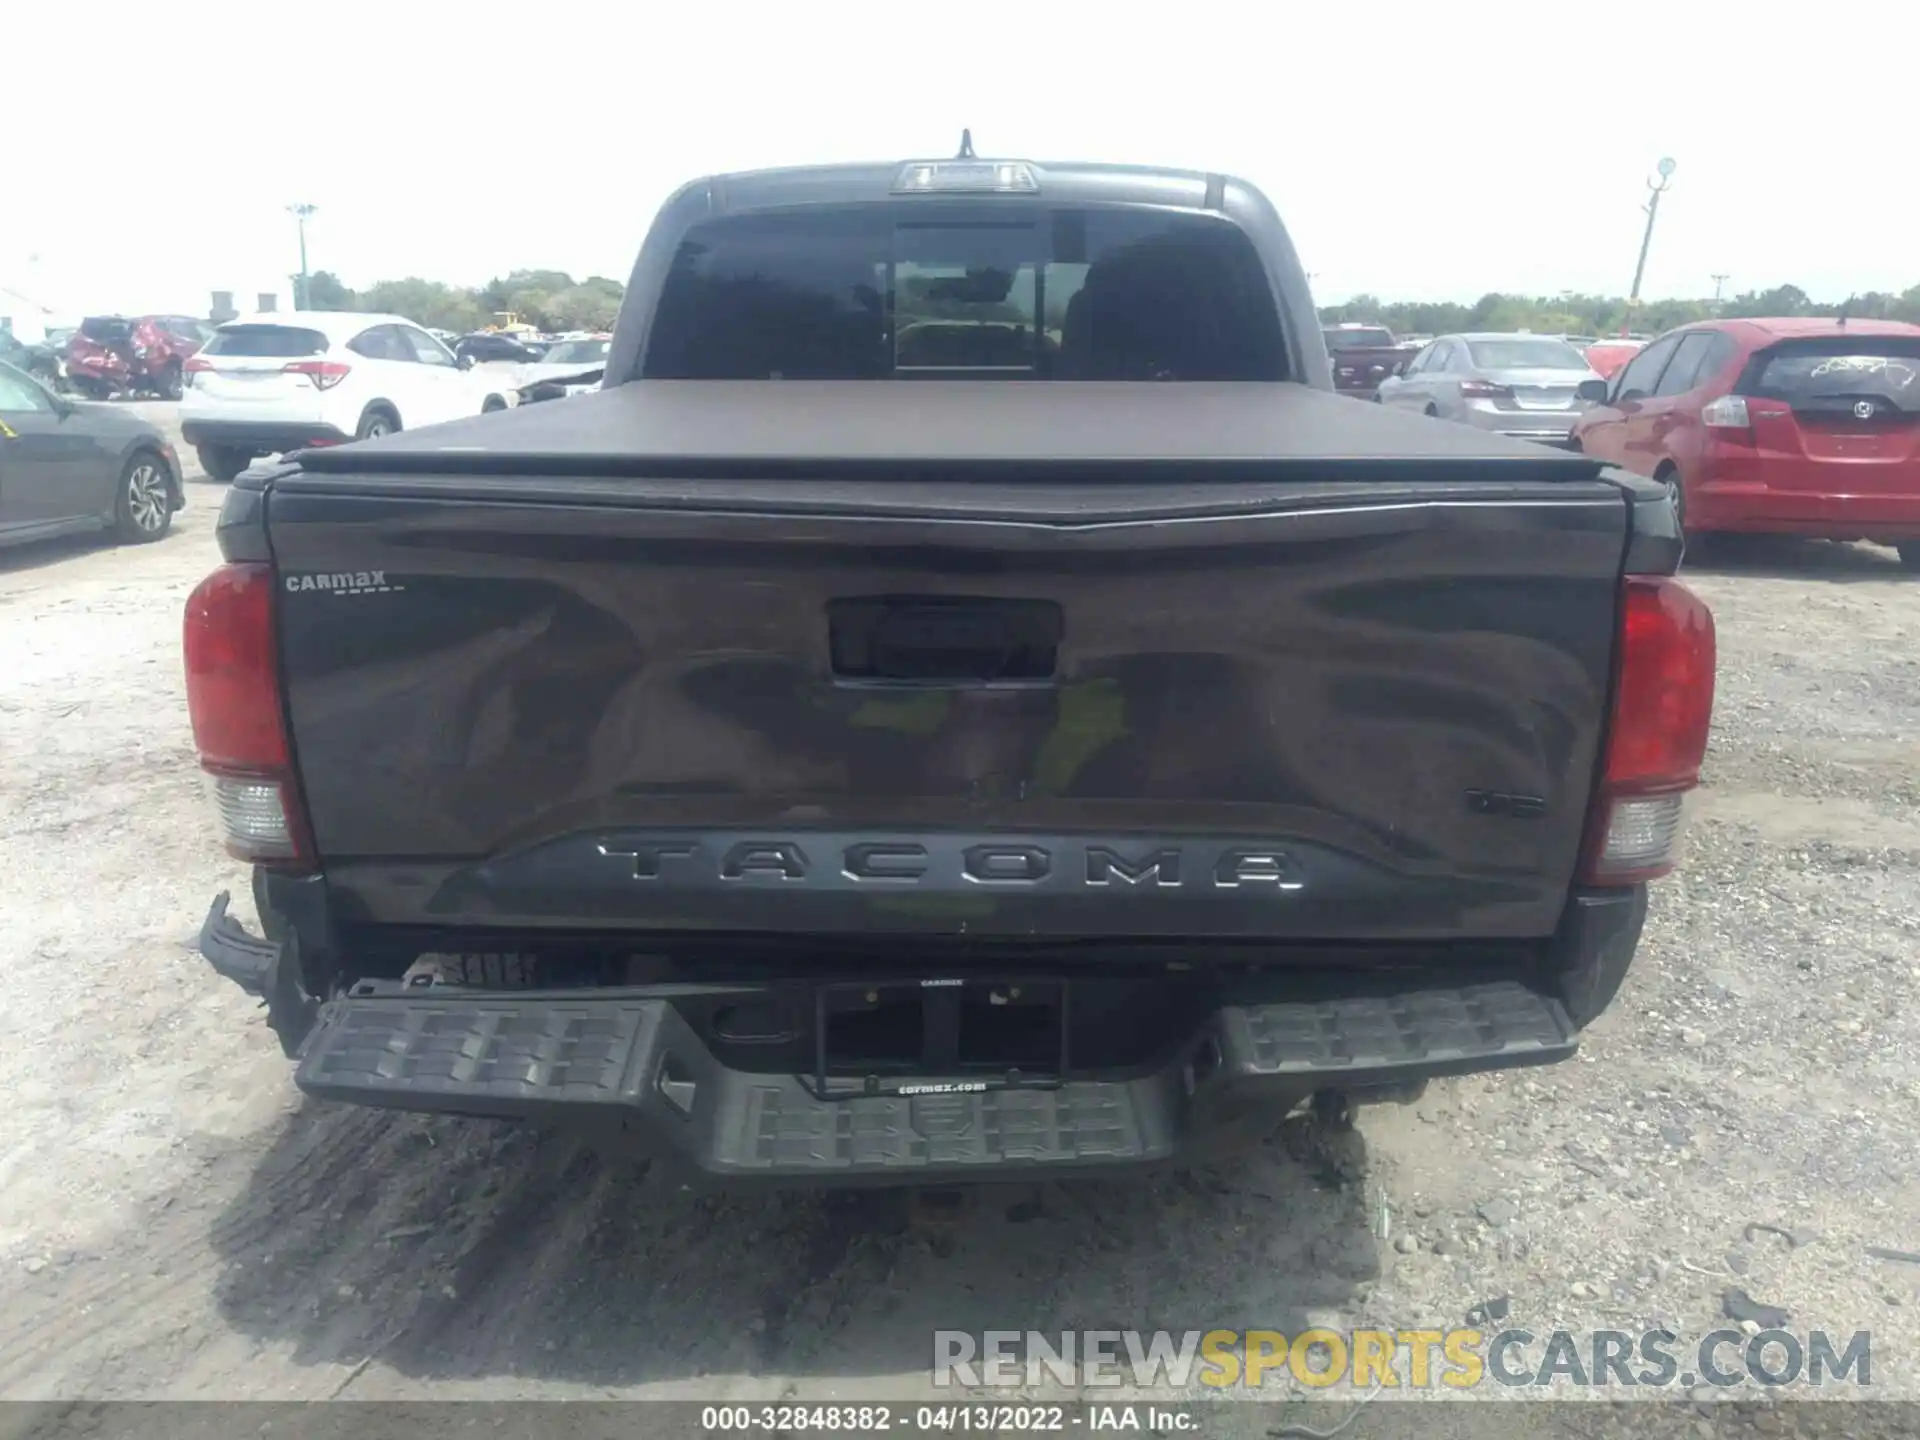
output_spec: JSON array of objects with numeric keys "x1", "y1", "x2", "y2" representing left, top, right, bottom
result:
[
  {"x1": 1711, "y1": 273, "x2": 1729, "y2": 312},
  {"x1": 1625, "y1": 157, "x2": 1676, "y2": 335},
  {"x1": 287, "y1": 204, "x2": 317, "y2": 309}
]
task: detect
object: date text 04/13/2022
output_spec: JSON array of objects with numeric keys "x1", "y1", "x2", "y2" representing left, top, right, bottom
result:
[{"x1": 697, "y1": 1403, "x2": 1197, "y2": 1431}]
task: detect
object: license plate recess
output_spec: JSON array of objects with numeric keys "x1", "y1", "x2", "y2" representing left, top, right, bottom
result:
[{"x1": 810, "y1": 976, "x2": 1068, "y2": 1099}]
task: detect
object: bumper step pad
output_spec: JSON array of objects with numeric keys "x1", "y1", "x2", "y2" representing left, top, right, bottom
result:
[
  {"x1": 739, "y1": 1082, "x2": 1159, "y2": 1172},
  {"x1": 295, "y1": 980, "x2": 1574, "y2": 1179},
  {"x1": 1226, "y1": 982, "x2": 1574, "y2": 1083},
  {"x1": 299, "y1": 999, "x2": 665, "y2": 1112}
]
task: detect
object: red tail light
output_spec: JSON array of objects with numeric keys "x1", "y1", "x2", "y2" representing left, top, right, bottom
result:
[
  {"x1": 1579, "y1": 576, "x2": 1717, "y2": 884},
  {"x1": 1460, "y1": 379, "x2": 1513, "y2": 399},
  {"x1": 184, "y1": 355, "x2": 213, "y2": 374},
  {"x1": 283, "y1": 359, "x2": 352, "y2": 391},
  {"x1": 183, "y1": 563, "x2": 312, "y2": 867}
]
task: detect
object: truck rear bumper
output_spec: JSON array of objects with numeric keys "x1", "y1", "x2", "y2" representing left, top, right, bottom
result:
[
  {"x1": 198, "y1": 883, "x2": 1645, "y2": 1185},
  {"x1": 292, "y1": 982, "x2": 1572, "y2": 1181}
]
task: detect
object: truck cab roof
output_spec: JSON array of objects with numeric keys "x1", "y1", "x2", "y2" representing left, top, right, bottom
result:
[{"x1": 673, "y1": 156, "x2": 1241, "y2": 216}]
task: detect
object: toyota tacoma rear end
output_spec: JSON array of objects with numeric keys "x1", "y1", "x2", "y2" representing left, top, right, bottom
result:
[
  {"x1": 184, "y1": 150, "x2": 1716, "y2": 1184},
  {"x1": 1324, "y1": 324, "x2": 1409, "y2": 399}
]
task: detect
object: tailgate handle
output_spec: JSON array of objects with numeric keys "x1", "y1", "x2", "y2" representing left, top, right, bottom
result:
[{"x1": 829, "y1": 597, "x2": 1061, "y2": 684}]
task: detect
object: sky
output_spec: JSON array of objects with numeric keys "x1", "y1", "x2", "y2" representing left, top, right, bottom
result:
[{"x1": 10, "y1": 1, "x2": 1920, "y2": 321}]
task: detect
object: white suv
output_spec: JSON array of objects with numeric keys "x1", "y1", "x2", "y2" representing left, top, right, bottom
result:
[{"x1": 180, "y1": 311, "x2": 514, "y2": 482}]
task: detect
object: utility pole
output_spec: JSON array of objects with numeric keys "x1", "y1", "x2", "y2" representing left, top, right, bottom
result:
[
  {"x1": 287, "y1": 204, "x2": 317, "y2": 310},
  {"x1": 1625, "y1": 158, "x2": 1676, "y2": 336},
  {"x1": 1711, "y1": 273, "x2": 1729, "y2": 312}
]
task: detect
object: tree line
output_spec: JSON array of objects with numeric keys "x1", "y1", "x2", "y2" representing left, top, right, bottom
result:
[
  {"x1": 300, "y1": 269, "x2": 626, "y2": 334},
  {"x1": 1318, "y1": 284, "x2": 1920, "y2": 337},
  {"x1": 296, "y1": 269, "x2": 1920, "y2": 341}
]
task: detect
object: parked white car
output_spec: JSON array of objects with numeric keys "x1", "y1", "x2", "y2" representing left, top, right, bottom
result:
[
  {"x1": 180, "y1": 311, "x2": 514, "y2": 482},
  {"x1": 511, "y1": 335, "x2": 610, "y2": 390}
]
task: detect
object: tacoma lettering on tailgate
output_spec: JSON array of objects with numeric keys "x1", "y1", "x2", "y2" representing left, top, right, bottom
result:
[{"x1": 595, "y1": 837, "x2": 1306, "y2": 892}]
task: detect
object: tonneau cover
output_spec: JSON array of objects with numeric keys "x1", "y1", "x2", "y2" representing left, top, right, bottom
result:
[{"x1": 290, "y1": 380, "x2": 1605, "y2": 481}]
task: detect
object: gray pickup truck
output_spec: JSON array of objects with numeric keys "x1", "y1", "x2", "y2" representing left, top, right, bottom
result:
[{"x1": 186, "y1": 148, "x2": 1716, "y2": 1185}]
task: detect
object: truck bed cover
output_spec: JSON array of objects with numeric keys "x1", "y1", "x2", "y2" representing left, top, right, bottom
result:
[{"x1": 290, "y1": 380, "x2": 1605, "y2": 478}]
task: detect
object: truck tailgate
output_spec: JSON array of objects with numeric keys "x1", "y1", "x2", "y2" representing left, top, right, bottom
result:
[{"x1": 265, "y1": 382, "x2": 1628, "y2": 942}]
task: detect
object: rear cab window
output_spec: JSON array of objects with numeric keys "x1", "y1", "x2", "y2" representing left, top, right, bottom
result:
[
  {"x1": 1325, "y1": 328, "x2": 1395, "y2": 351},
  {"x1": 202, "y1": 325, "x2": 330, "y2": 358},
  {"x1": 641, "y1": 206, "x2": 1287, "y2": 382}
]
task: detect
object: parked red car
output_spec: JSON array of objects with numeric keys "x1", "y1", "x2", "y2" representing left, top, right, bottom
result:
[
  {"x1": 64, "y1": 314, "x2": 211, "y2": 400},
  {"x1": 1571, "y1": 318, "x2": 1920, "y2": 568},
  {"x1": 1583, "y1": 339, "x2": 1643, "y2": 380}
]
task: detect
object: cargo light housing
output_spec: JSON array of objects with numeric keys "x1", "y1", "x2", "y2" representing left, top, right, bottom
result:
[{"x1": 893, "y1": 161, "x2": 1040, "y2": 195}]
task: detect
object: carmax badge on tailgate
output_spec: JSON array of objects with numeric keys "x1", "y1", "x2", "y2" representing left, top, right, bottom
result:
[{"x1": 283, "y1": 570, "x2": 404, "y2": 596}]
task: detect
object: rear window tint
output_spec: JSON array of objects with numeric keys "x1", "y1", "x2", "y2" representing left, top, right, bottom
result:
[
  {"x1": 642, "y1": 206, "x2": 1287, "y2": 382},
  {"x1": 1747, "y1": 338, "x2": 1920, "y2": 407},
  {"x1": 202, "y1": 325, "x2": 330, "y2": 358},
  {"x1": 79, "y1": 317, "x2": 131, "y2": 342}
]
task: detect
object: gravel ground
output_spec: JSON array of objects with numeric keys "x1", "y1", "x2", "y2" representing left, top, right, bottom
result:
[{"x1": 0, "y1": 411, "x2": 1914, "y2": 1419}]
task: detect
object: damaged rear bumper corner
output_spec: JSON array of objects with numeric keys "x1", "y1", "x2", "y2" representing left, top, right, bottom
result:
[
  {"x1": 197, "y1": 891, "x2": 317, "y2": 1057},
  {"x1": 198, "y1": 892, "x2": 275, "y2": 995}
]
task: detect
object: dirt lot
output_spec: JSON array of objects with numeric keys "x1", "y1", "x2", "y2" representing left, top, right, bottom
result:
[{"x1": 0, "y1": 408, "x2": 1915, "y2": 1411}]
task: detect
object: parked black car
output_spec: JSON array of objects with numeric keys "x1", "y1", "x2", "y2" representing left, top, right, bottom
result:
[
  {"x1": 453, "y1": 332, "x2": 543, "y2": 365},
  {"x1": 0, "y1": 361, "x2": 183, "y2": 548}
]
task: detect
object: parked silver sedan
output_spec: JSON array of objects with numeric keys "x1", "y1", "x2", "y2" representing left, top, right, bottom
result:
[{"x1": 1375, "y1": 333, "x2": 1602, "y2": 447}]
